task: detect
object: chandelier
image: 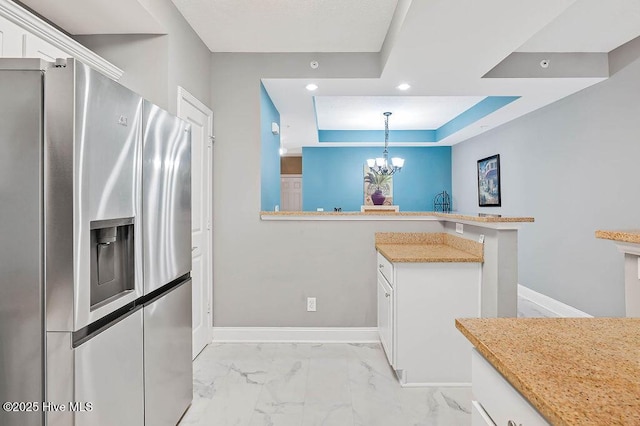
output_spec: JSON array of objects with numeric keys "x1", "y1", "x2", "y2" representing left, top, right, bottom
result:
[{"x1": 366, "y1": 112, "x2": 404, "y2": 176}]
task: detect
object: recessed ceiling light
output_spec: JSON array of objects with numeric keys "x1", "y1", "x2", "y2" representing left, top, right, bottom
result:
[
  {"x1": 397, "y1": 83, "x2": 411, "y2": 91},
  {"x1": 306, "y1": 83, "x2": 318, "y2": 91}
]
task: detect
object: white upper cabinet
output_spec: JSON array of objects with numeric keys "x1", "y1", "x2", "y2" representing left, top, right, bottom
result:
[
  {"x1": 0, "y1": 0, "x2": 123, "y2": 80},
  {"x1": 0, "y1": 14, "x2": 24, "y2": 57},
  {"x1": 0, "y1": 12, "x2": 65, "y2": 61},
  {"x1": 23, "y1": 32, "x2": 67, "y2": 62}
]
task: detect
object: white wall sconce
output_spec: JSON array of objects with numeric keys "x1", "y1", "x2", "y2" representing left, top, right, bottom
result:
[{"x1": 271, "y1": 122, "x2": 280, "y2": 135}]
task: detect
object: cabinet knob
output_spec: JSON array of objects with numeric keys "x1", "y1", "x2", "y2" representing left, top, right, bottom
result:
[
  {"x1": 379, "y1": 264, "x2": 384, "y2": 269},
  {"x1": 507, "y1": 421, "x2": 520, "y2": 426},
  {"x1": 385, "y1": 292, "x2": 390, "y2": 298}
]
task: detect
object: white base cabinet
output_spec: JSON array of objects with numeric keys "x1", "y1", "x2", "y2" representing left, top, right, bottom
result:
[
  {"x1": 471, "y1": 349, "x2": 550, "y2": 426},
  {"x1": 377, "y1": 252, "x2": 481, "y2": 386}
]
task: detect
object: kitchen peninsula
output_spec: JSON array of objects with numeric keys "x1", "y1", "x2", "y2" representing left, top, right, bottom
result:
[
  {"x1": 375, "y1": 232, "x2": 484, "y2": 385},
  {"x1": 262, "y1": 211, "x2": 534, "y2": 317}
]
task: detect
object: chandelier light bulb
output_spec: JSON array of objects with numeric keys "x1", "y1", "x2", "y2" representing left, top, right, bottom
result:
[{"x1": 391, "y1": 157, "x2": 404, "y2": 168}]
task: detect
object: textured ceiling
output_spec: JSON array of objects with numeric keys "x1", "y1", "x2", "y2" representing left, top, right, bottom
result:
[
  {"x1": 517, "y1": 0, "x2": 640, "y2": 52},
  {"x1": 170, "y1": 0, "x2": 399, "y2": 52},
  {"x1": 314, "y1": 96, "x2": 485, "y2": 130},
  {"x1": 18, "y1": 0, "x2": 165, "y2": 34}
]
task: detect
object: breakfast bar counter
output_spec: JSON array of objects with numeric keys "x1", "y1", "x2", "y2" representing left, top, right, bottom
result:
[
  {"x1": 456, "y1": 317, "x2": 640, "y2": 426},
  {"x1": 261, "y1": 210, "x2": 534, "y2": 229}
]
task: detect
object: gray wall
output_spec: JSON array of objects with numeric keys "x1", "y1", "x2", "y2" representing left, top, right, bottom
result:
[
  {"x1": 74, "y1": 34, "x2": 169, "y2": 108},
  {"x1": 451, "y1": 57, "x2": 640, "y2": 317},
  {"x1": 76, "y1": 0, "x2": 211, "y2": 113},
  {"x1": 210, "y1": 53, "x2": 440, "y2": 327}
]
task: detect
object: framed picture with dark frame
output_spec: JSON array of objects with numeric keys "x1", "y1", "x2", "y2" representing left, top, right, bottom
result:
[{"x1": 477, "y1": 154, "x2": 501, "y2": 207}]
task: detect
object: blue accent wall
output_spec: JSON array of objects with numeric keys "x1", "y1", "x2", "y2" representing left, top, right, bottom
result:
[
  {"x1": 318, "y1": 129, "x2": 437, "y2": 143},
  {"x1": 436, "y1": 96, "x2": 519, "y2": 140},
  {"x1": 302, "y1": 146, "x2": 451, "y2": 212},
  {"x1": 260, "y1": 83, "x2": 281, "y2": 210},
  {"x1": 316, "y1": 96, "x2": 520, "y2": 143}
]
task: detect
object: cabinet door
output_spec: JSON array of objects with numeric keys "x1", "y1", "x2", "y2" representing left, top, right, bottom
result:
[
  {"x1": 472, "y1": 349, "x2": 549, "y2": 425},
  {"x1": 377, "y1": 271, "x2": 394, "y2": 366},
  {"x1": 23, "y1": 33, "x2": 67, "y2": 61}
]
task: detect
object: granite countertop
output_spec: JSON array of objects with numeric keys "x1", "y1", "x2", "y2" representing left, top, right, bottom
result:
[
  {"x1": 375, "y1": 232, "x2": 483, "y2": 263},
  {"x1": 261, "y1": 211, "x2": 534, "y2": 223},
  {"x1": 456, "y1": 317, "x2": 640, "y2": 426},
  {"x1": 595, "y1": 229, "x2": 640, "y2": 244}
]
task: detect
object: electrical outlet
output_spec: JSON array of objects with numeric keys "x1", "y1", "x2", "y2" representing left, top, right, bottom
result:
[
  {"x1": 456, "y1": 223, "x2": 463, "y2": 234},
  {"x1": 307, "y1": 297, "x2": 316, "y2": 312}
]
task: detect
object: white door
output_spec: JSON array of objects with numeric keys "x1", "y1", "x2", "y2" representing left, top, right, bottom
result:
[
  {"x1": 177, "y1": 87, "x2": 213, "y2": 359},
  {"x1": 280, "y1": 175, "x2": 302, "y2": 211}
]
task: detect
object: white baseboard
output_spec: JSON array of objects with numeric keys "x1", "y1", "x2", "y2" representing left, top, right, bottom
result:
[
  {"x1": 212, "y1": 327, "x2": 379, "y2": 343},
  {"x1": 518, "y1": 284, "x2": 592, "y2": 318}
]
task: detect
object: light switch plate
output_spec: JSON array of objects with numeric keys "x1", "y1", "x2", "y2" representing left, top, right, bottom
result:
[
  {"x1": 456, "y1": 223, "x2": 463, "y2": 234},
  {"x1": 479, "y1": 234, "x2": 485, "y2": 243}
]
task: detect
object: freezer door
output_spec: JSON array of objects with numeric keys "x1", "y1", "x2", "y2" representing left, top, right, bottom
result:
[
  {"x1": 142, "y1": 101, "x2": 192, "y2": 294},
  {"x1": 0, "y1": 67, "x2": 45, "y2": 426},
  {"x1": 74, "y1": 309, "x2": 144, "y2": 426},
  {"x1": 144, "y1": 279, "x2": 193, "y2": 425}
]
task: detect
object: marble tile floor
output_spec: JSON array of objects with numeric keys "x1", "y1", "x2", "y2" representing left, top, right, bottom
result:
[
  {"x1": 179, "y1": 297, "x2": 552, "y2": 426},
  {"x1": 517, "y1": 297, "x2": 556, "y2": 318}
]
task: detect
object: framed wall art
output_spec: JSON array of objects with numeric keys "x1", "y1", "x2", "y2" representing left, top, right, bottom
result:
[{"x1": 477, "y1": 154, "x2": 501, "y2": 207}]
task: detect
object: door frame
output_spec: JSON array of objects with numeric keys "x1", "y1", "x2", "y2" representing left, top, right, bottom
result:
[{"x1": 177, "y1": 86, "x2": 214, "y2": 348}]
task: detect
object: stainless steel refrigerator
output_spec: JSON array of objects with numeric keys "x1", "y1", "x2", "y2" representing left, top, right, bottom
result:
[{"x1": 0, "y1": 58, "x2": 193, "y2": 426}]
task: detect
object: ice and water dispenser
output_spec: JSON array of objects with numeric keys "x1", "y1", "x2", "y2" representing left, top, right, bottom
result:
[{"x1": 90, "y1": 218, "x2": 135, "y2": 309}]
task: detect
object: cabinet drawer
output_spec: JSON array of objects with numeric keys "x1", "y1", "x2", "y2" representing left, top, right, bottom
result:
[
  {"x1": 472, "y1": 349, "x2": 550, "y2": 426},
  {"x1": 377, "y1": 251, "x2": 394, "y2": 285}
]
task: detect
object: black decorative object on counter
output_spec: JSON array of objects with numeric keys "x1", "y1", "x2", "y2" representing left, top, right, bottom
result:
[{"x1": 433, "y1": 191, "x2": 451, "y2": 213}]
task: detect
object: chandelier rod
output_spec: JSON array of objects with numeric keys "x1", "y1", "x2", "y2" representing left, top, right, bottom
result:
[{"x1": 383, "y1": 111, "x2": 391, "y2": 159}]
